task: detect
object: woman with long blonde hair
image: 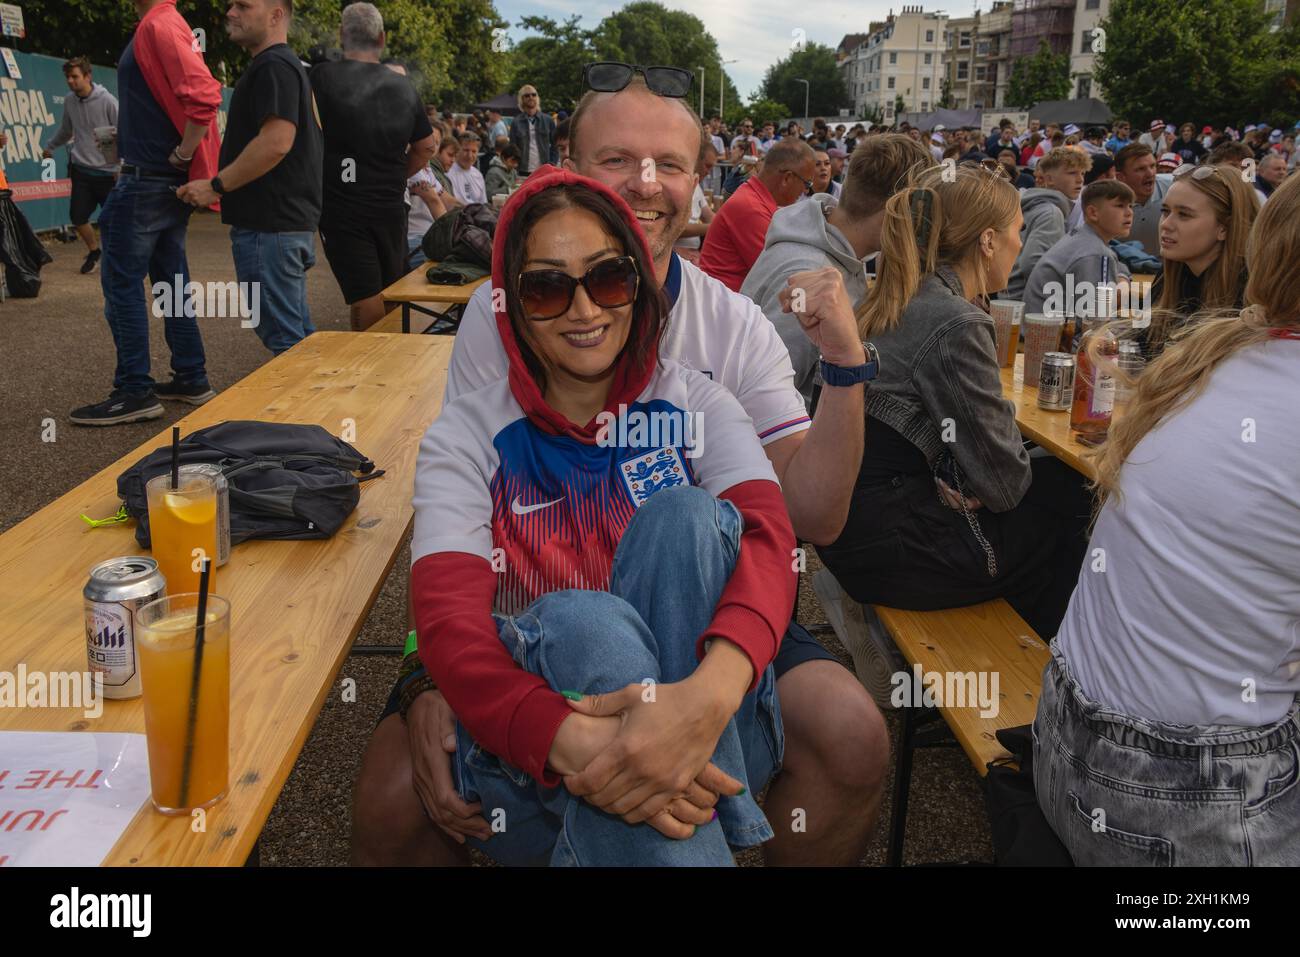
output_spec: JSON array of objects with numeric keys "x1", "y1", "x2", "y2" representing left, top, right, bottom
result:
[
  {"x1": 1143, "y1": 162, "x2": 1258, "y2": 355},
  {"x1": 1033, "y1": 172, "x2": 1300, "y2": 866},
  {"x1": 818, "y1": 163, "x2": 1092, "y2": 640}
]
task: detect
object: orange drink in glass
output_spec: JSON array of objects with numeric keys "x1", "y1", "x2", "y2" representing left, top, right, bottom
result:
[
  {"x1": 136, "y1": 593, "x2": 230, "y2": 814},
  {"x1": 146, "y1": 472, "x2": 218, "y2": 595}
]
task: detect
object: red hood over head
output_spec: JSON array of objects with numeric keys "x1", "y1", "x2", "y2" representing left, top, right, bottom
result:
[{"x1": 491, "y1": 165, "x2": 659, "y2": 442}]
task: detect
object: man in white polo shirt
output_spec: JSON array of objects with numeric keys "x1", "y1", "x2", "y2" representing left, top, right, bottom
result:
[{"x1": 352, "y1": 71, "x2": 888, "y2": 869}]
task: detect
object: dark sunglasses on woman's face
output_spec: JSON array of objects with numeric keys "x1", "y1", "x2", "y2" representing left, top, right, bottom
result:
[
  {"x1": 517, "y1": 256, "x2": 640, "y2": 320},
  {"x1": 581, "y1": 62, "x2": 693, "y2": 98}
]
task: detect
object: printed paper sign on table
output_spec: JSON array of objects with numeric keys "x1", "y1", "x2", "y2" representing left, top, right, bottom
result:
[{"x1": 0, "y1": 732, "x2": 151, "y2": 866}]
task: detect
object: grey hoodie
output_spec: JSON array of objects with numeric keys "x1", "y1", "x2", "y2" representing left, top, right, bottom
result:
[
  {"x1": 1004, "y1": 188, "x2": 1071, "y2": 301},
  {"x1": 45, "y1": 82, "x2": 119, "y2": 174},
  {"x1": 740, "y1": 194, "x2": 868, "y2": 408},
  {"x1": 1024, "y1": 222, "x2": 1128, "y2": 316}
]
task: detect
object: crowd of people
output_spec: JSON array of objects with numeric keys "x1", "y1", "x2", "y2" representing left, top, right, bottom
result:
[{"x1": 37, "y1": 0, "x2": 1298, "y2": 867}]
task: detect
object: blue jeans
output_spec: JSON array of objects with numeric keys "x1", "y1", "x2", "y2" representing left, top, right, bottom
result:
[
  {"x1": 1034, "y1": 643, "x2": 1300, "y2": 866},
  {"x1": 98, "y1": 173, "x2": 206, "y2": 395},
  {"x1": 405, "y1": 235, "x2": 427, "y2": 273},
  {"x1": 230, "y1": 227, "x2": 317, "y2": 355},
  {"x1": 454, "y1": 485, "x2": 784, "y2": 866}
]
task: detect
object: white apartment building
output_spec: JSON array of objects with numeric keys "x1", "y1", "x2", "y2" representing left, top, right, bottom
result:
[
  {"x1": 1069, "y1": 0, "x2": 1109, "y2": 100},
  {"x1": 839, "y1": 6, "x2": 949, "y2": 122}
]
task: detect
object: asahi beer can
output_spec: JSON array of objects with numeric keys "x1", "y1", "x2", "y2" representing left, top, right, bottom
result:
[
  {"x1": 1038, "y1": 352, "x2": 1076, "y2": 411},
  {"x1": 179, "y1": 463, "x2": 229, "y2": 566},
  {"x1": 84, "y1": 556, "x2": 166, "y2": 699}
]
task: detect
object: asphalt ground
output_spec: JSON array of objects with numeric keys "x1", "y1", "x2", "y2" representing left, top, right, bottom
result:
[{"x1": 0, "y1": 213, "x2": 992, "y2": 866}]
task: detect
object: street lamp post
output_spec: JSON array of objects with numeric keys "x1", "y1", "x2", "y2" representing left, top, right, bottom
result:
[
  {"x1": 697, "y1": 66, "x2": 706, "y2": 117},
  {"x1": 795, "y1": 78, "x2": 810, "y2": 125},
  {"x1": 720, "y1": 58, "x2": 738, "y2": 120}
]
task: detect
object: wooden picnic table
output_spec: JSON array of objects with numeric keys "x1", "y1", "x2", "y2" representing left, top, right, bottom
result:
[
  {"x1": 0, "y1": 331, "x2": 452, "y2": 865},
  {"x1": 381, "y1": 262, "x2": 489, "y2": 334},
  {"x1": 1001, "y1": 353, "x2": 1094, "y2": 478}
]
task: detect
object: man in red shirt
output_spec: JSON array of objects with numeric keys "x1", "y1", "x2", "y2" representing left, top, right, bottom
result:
[{"x1": 699, "y1": 139, "x2": 816, "y2": 292}]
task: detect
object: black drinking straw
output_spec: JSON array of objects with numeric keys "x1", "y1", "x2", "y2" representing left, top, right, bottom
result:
[
  {"x1": 170, "y1": 426, "x2": 181, "y2": 490},
  {"x1": 178, "y1": 558, "x2": 211, "y2": 809}
]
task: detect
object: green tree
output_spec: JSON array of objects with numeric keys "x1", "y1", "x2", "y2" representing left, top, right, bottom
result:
[
  {"x1": 508, "y1": 15, "x2": 597, "y2": 112},
  {"x1": 724, "y1": 97, "x2": 789, "y2": 128},
  {"x1": 1094, "y1": 0, "x2": 1286, "y2": 127},
  {"x1": 758, "y1": 42, "x2": 849, "y2": 118},
  {"x1": 437, "y1": 0, "x2": 512, "y2": 108},
  {"x1": 1006, "y1": 40, "x2": 1070, "y2": 109},
  {"x1": 937, "y1": 76, "x2": 954, "y2": 110},
  {"x1": 893, "y1": 94, "x2": 906, "y2": 117},
  {"x1": 592, "y1": 2, "x2": 740, "y2": 118}
]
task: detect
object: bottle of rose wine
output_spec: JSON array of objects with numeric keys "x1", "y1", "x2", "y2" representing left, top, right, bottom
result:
[{"x1": 1070, "y1": 318, "x2": 1119, "y2": 441}]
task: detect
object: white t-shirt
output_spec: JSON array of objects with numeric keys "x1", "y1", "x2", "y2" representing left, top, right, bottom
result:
[
  {"x1": 1057, "y1": 338, "x2": 1300, "y2": 726},
  {"x1": 448, "y1": 162, "x2": 487, "y2": 204},
  {"x1": 405, "y1": 167, "x2": 442, "y2": 246},
  {"x1": 445, "y1": 254, "x2": 812, "y2": 447},
  {"x1": 677, "y1": 184, "x2": 709, "y2": 250}
]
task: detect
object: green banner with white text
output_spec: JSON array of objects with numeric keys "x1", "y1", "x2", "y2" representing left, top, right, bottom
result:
[{"x1": 0, "y1": 48, "x2": 231, "y2": 232}]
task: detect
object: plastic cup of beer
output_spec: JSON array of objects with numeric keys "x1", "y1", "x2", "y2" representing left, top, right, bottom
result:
[
  {"x1": 146, "y1": 472, "x2": 218, "y2": 596},
  {"x1": 136, "y1": 593, "x2": 230, "y2": 815},
  {"x1": 990, "y1": 299, "x2": 1024, "y2": 367},
  {"x1": 1022, "y1": 313, "x2": 1066, "y2": 386}
]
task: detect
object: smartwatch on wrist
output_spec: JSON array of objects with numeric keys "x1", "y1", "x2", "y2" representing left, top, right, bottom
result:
[
  {"x1": 819, "y1": 341, "x2": 879, "y2": 387},
  {"x1": 210, "y1": 175, "x2": 227, "y2": 195}
]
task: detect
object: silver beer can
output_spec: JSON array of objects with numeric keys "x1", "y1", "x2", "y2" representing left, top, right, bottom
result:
[
  {"x1": 84, "y1": 556, "x2": 166, "y2": 699},
  {"x1": 1038, "y1": 352, "x2": 1076, "y2": 411},
  {"x1": 179, "y1": 463, "x2": 229, "y2": 566}
]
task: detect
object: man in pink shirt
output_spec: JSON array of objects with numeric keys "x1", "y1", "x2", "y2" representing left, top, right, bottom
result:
[{"x1": 699, "y1": 139, "x2": 816, "y2": 292}]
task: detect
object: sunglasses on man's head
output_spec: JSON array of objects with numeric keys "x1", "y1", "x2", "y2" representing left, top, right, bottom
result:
[
  {"x1": 582, "y1": 62, "x2": 693, "y2": 98},
  {"x1": 517, "y1": 256, "x2": 640, "y2": 320}
]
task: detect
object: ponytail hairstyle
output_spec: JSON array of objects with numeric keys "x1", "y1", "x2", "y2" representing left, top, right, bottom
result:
[
  {"x1": 1090, "y1": 170, "x2": 1300, "y2": 505},
  {"x1": 856, "y1": 162, "x2": 1020, "y2": 338}
]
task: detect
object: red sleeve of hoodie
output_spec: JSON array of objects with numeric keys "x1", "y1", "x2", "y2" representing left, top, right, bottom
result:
[
  {"x1": 697, "y1": 479, "x2": 797, "y2": 689},
  {"x1": 412, "y1": 552, "x2": 572, "y2": 787},
  {"x1": 140, "y1": 12, "x2": 222, "y2": 126}
]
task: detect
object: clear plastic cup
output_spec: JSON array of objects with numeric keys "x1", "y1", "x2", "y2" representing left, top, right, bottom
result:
[{"x1": 1022, "y1": 313, "x2": 1066, "y2": 386}]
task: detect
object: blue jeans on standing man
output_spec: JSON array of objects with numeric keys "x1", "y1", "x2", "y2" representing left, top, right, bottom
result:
[
  {"x1": 98, "y1": 171, "x2": 207, "y2": 396},
  {"x1": 453, "y1": 485, "x2": 785, "y2": 866},
  {"x1": 230, "y1": 227, "x2": 317, "y2": 355}
]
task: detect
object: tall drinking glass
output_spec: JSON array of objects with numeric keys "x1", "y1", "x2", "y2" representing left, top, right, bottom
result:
[
  {"x1": 146, "y1": 472, "x2": 218, "y2": 596},
  {"x1": 136, "y1": 593, "x2": 230, "y2": 815}
]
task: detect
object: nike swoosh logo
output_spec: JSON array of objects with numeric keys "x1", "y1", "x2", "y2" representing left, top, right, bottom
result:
[{"x1": 511, "y1": 495, "x2": 564, "y2": 516}]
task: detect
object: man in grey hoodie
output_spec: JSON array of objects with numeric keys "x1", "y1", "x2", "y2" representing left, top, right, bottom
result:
[
  {"x1": 42, "y1": 56, "x2": 119, "y2": 274},
  {"x1": 1003, "y1": 146, "x2": 1088, "y2": 301},
  {"x1": 742, "y1": 134, "x2": 933, "y2": 407}
]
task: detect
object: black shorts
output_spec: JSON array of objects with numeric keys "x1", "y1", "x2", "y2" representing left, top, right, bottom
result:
[
  {"x1": 376, "y1": 619, "x2": 840, "y2": 724},
  {"x1": 69, "y1": 164, "x2": 115, "y2": 226},
  {"x1": 319, "y1": 208, "x2": 407, "y2": 304}
]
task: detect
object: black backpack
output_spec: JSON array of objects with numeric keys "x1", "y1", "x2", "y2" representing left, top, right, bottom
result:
[{"x1": 117, "y1": 421, "x2": 383, "y2": 548}]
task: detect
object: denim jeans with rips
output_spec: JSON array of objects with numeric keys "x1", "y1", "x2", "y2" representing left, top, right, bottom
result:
[{"x1": 453, "y1": 485, "x2": 785, "y2": 866}]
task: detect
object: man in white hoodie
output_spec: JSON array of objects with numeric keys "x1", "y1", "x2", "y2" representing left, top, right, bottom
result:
[
  {"x1": 742, "y1": 134, "x2": 933, "y2": 408},
  {"x1": 41, "y1": 57, "x2": 120, "y2": 274}
]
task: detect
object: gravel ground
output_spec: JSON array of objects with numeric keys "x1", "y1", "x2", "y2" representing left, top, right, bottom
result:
[{"x1": 0, "y1": 214, "x2": 992, "y2": 866}]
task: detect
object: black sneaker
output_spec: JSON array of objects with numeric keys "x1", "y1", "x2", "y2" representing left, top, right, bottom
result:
[
  {"x1": 154, "y1": 377, "x2": 216, "y2": 405},
  {"x1": 70, "y1": 391, "x2": 164, "y2": 426},
  {"x1": 80, "y1": 249, "x2": 101, "y2": 274}
]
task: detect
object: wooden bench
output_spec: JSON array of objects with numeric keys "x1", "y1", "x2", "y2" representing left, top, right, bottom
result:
[
  {"x1": 370, "y1": 303, "x2": 450, "y2": 335},
  {"x1": 862, "y1": 599, "x2": 1051, "y2": 865}
]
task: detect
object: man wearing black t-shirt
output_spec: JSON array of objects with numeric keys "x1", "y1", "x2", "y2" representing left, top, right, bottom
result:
[
  {"x1": 307, "y1": 2, "x2": 435, "y2": 330},
  {"x1": 179, "y1": 0, "x2": 322, "y2": 355}
]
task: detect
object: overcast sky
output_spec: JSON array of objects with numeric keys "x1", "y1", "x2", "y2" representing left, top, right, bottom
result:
[{"x1": 495, "y1": 0, "x2": 991, "y2": 101}]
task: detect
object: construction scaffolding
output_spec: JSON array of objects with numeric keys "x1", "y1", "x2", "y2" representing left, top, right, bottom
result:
[{"x1": 1010, "y1": 0, "x2": 1075, "y2": 59}]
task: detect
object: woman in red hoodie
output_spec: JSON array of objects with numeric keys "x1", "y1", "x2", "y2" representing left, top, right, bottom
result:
[{"x1": 403, "y1": 167, "x2": 798, "y2": 865}]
